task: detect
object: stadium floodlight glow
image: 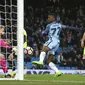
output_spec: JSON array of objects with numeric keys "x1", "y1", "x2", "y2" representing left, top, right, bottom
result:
[{"x1": 0, "y1": 0, "x2": 24, "y2": 80}]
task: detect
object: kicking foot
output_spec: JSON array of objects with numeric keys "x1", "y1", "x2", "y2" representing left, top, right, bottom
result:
[
  {"x1": 32, "y1": 61, "x2": 44, "y2": 65},
  {"x1": 55, "y1": 71, "x2": 62, "y2": 77}
]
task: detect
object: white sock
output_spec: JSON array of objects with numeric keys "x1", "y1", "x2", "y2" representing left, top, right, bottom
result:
[
  {"x1": 39, "y1": 51, "x2": 46, "y2": 62},
  {"x1": 49, "y1": 62, "x2": 59, "y2": 72}
]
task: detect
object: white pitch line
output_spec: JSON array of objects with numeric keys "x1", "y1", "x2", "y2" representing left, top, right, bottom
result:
[{"x1": 23, "y1": 79, "x2": 85, "y2": 84}]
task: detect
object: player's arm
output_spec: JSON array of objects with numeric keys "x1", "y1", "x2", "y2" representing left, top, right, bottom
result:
[
  {"x1": 0, "y1": 39, "x2": 11, "y2": 49},
  {"x1": 61, "y1": 25, "x2": 82, "y2": 30},
  {"x1": 81, "y1": 32, "x2": 85, "y2": 48},
  {"x1": 42, "y1": 24, "x2": 49, "y2": 35}
]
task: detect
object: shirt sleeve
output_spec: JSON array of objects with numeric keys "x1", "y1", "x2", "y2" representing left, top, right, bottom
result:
[
  {"x1": 43, "y1": 24, "x2": 50, "y2": 34},
  {"x1": 61, "y1": 24, "x2": 82, "y2": 30},
  {"x1": 0, "y1": 39, "x2": 11, "y2": 49},
  {"x1": 42, "y1": 24, "x2": 50, "y2": 35}
]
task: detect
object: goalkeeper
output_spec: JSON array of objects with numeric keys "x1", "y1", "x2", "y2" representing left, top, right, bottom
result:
[
  {"x1": 81, "y1": 31, "x2": 85, "y2": 69},
  {"x1": 0, "y1": 25, "x2": 13, "y2": 77}
]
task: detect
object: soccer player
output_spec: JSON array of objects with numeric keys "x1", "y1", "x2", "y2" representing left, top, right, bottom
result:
[
  {"x1": 0, "y1": 25, "x2": 11, "y2": 76},
  {"x1": 81, "y1": 30, "x2": 85, "y2": 69},
  {"x1": 0, "y1": 25, "x2": 17, "y2": 78},
  {"x1": 32, "y1": 13, "x2": 82, "y2": 76}
]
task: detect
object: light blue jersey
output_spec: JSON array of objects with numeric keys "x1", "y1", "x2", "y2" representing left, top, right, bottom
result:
[
  {"x1": 48, "y1": 22, "x2": 61, "y2": 38},
  {"x1": 43, "y1": 21, "x2": 81, "y2": 55},
  {"x1": 44, "y1": 22, "x2": 62, "y2": 55}
]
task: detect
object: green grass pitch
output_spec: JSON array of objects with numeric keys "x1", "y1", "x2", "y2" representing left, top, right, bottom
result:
[{"x1": 0, "y1": 74, "x2": 85, "y2": 85}]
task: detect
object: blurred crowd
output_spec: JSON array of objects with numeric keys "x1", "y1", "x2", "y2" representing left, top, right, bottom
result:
[
  {"x1": 0, "y1": 0, "x2": 85, "y2": 70},
  {"x1": 24, "y1": 0, "x2": 85, "y2": 69}
]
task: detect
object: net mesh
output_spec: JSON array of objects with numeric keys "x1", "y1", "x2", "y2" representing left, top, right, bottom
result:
[{"x1": 0, "y1": 0, "x2": 17, "y2": 77}]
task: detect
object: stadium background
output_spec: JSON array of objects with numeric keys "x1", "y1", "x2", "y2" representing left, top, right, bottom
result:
[
  {"x1": 24, "y1": 0, "x2": 85, "y2": 70},
  {"x1": 0, "y1": 1, "x2": 85, "y2": 85},
  {"x1": 0, "y1": 0, "x2": 85, "y2": 71}
]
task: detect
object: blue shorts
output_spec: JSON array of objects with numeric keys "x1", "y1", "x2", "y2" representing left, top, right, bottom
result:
[{"x1": 44, "y1": 37, "x2": 60, "y2": 55}]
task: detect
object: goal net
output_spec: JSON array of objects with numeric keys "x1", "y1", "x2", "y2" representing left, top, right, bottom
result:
[{"x1": 0, "y1": 0, "x2": 24, "y2": 80}]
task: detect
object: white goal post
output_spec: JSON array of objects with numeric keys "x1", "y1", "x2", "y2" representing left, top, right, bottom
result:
[
  {"x1": 17, "y1": 0, "x2": 24, "y2": 80},
  {"x1": 0, "y1": 0, "x2": 24, "y2": 80}
]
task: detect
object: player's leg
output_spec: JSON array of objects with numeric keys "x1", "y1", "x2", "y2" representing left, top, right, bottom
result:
[
  {"x1": 32, "y1": 39, "x2": 51, "y2": 65},
  {"x1": 32, "y1": 46, "x2": 50, "y2": 65},
  {"x1": 47, "y1": 39, "x2": 62, "y2": 76},
  {"x1": 82, "y1": 47, "x2": 85, "y2": 69},
  {"x1": 5, "y1": 53, "x2": 16, "y2": 78},
  {"x1": 32, "y1": 37, "x2": 59, "y2": 68},
  {"x1": 81, "y1": 47, "x2": 85, "y2": 76},
  {"x1": 0, "y1": 54, "x2": 8, "y2": 74},
  {"x1": 47, "y1": 51, "x2": 62, "y2": 76},
  {"x1": 8, "y1": 60, "x2": 16, "y2": 70},
  {"x1": 8, "y1": 53, "x2": 16, "y2": 70}
]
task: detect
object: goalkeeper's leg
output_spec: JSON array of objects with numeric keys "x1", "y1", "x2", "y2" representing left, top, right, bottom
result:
[{"x1": 0, "y1": 54, "x2": 8, "y2": 74}]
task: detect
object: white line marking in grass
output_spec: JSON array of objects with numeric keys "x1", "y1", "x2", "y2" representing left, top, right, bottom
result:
[{"x1": 23, "y1": 80, "x2": 85, "y2": 84}]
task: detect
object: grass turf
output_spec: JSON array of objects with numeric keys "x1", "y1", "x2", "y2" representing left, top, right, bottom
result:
[{"x1": 0, "y1": 74, "x2": 85, "y2": 85}]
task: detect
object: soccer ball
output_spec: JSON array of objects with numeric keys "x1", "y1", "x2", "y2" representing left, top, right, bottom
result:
[{"x1": 25, "y1": 46, "x2": 33, "y2": 55}]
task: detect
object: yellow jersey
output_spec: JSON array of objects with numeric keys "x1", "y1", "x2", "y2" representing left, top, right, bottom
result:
[{"x1": 24, "y1": 29, "x2": 27, "y2": 48}]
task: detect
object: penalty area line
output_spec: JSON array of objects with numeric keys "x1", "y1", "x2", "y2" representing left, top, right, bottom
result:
[{"x1": 23, "y1": 79, "x2": 85, "y2": 83}]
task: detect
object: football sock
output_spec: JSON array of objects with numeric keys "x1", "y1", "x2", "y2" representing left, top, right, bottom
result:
[
  {"x1": 39, "y1": 51, "x2": 46, "y2": 62},
  {"x1": 49, "y1": 62, "x2": 59, "y2": 72}
]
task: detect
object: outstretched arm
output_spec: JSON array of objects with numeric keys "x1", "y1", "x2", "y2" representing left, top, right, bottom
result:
[{"x1": 61, "y1": 25, "x2": 82, "y2": 30}]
